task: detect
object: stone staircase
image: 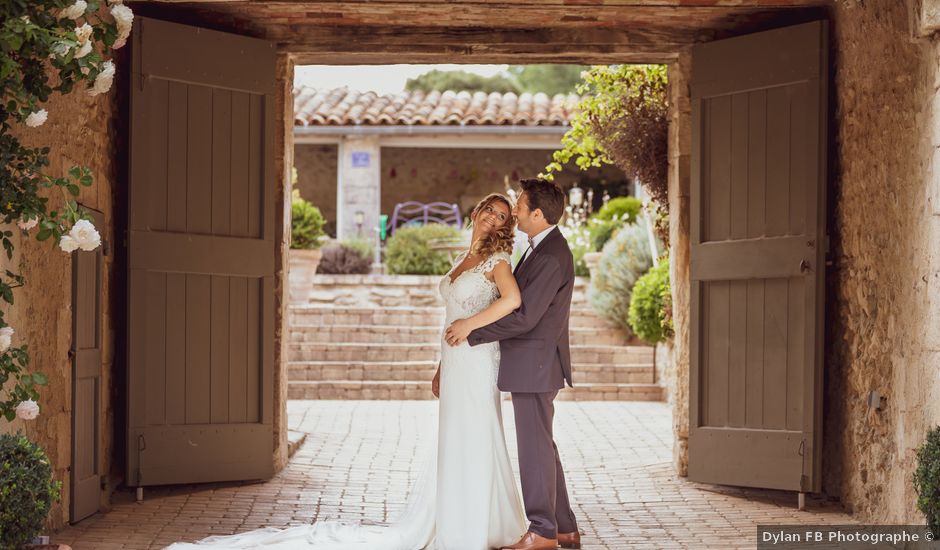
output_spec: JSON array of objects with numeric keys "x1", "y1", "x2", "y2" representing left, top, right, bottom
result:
[{"x1": 287, "y1": 274, "x2": 665, "y2": 401}]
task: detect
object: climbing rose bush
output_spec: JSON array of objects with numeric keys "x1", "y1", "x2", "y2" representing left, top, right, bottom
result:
[{"x1": 1, "y1": 0, "x2": 132, "y2": 421}]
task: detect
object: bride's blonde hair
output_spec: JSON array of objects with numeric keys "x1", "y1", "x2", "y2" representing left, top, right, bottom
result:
[{"x1": 469, "y1": 193, "x2": 516, "y2": 257}]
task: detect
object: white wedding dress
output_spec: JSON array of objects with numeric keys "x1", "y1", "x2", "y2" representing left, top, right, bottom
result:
[{"x1": 165, "y1": 251, "x2": 526, "y2": 550}]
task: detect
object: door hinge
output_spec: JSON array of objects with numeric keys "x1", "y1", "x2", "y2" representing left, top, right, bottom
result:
[
  {"x1": 798, "y1": 438, "x2": 809, "y2": 492},
  {"x1": 136, "y1": 434, "x2": 146, "y2": 486}
]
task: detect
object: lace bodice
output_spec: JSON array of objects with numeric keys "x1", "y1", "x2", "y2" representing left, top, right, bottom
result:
[{"x1": 439, "y1": 251, "x2": 511, "y2": 324}]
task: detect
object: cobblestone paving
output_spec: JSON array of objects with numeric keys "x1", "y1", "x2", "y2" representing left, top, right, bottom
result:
[{"x1": 53, "y1": 401, "x2": 854, "y2": 549}]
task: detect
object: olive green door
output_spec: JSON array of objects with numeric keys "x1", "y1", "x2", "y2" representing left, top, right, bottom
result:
[
  {"x1": 688, "y1": 21, "x2": 828, "y2": 492},
  {"x1": 127, "y1": 17, "x2": 277, "y2": 486}
]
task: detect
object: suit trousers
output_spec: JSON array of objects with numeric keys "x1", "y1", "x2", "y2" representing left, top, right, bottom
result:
[{"x1": 510, "y1": 391, "x2": 578, "y2": 539}]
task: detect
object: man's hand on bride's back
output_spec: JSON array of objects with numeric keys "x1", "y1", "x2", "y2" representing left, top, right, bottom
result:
[{"x1": 445, "y1": 319, "x2": 472, "y2": 346}]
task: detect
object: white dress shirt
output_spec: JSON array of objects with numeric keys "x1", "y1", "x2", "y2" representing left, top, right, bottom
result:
[{"x1": 517, "y1": 225, "x2": 556, "y2": 268}]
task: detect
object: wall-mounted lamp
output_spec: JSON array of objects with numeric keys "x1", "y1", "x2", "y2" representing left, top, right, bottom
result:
[{"x1": 354, "y1": 210, "x2": 365, "y2": 237}]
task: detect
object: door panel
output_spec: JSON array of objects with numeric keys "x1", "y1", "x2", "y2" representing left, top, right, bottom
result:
[
  {"x1": 689, "y1": 21, "x2": 827, "y2": 492},
  {"x1": 128, "y1": 17, "x2": 276, "y2": 486},
  {"x1": 71, "y1": 208, "x2": 104, "y2": 523}
]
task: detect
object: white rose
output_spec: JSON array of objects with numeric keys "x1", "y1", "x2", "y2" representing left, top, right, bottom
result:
[
  {"x1": 25, "y1": 109, "x2": 48, "y2": 128},
  {"x1": 74, "y1": 40, "x2": 93, "y2": 59},
  {"x1": 75, "y1": 22, "x2": 93, "y2": 44},
  {"x1": 69, "y1": 219, "x2": 101, "y2": 251},
  {"x1": 111, "y1": 4, "x2": 133, "y2": 49},
  {"x1": 0, "y1": 326, "x2": 13, "y2": 353},
  {"x1": 60, "y1": 0, "x2": 87, "y2": 20},
  {"x1": 88, "y1": 60, "x2": 115, "y2": 96},
  {"x1": 15, "y1": 400, "x2": 40, "y2": 421},
  {"x1": 16, "y1": 217, "x2": 38, "y2": 231},
  {"x1": 59, "y1": 235, "x2": 80, "y2": 253}
]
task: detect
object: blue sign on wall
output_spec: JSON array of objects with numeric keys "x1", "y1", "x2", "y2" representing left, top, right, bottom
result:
[{"x1": 351, "y1": 151, "x2": 370, "y2": 168}]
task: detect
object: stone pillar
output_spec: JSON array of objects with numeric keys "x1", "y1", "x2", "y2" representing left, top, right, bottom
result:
[
  {"x1": 667, "y1": 49, "x2": 692, "y2": 478},
  {"x1": 337, "y1": 136, "x2": 382, "y2": 257},
  {"x1": 272, "y1": 52, "x2": 294, "y2": 473}
]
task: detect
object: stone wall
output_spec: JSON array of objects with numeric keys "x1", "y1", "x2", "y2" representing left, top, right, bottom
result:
[
  {"x1": 294, "y1": 143, "x2": 631, "y2": 237},
  {"x1": 379, "y1": 147, "x2": 629, "y2": 218},
  {"x1": 667, "y1": 48, "x2": 692, "y2": 478},
  {"x1": 294, "y1": 144, "x2": 337, "y2": 235},
  {"x1": 0, "y1": 57, "x2": 124, "y2": 529},
  {"x1": 822, "y1": 0, "x2": 937, "y2": 523}
]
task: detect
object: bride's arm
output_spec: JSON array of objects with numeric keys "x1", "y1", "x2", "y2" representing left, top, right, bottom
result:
[{"x1": 444, "y1": 261, "x2": 520, "y2": 345}]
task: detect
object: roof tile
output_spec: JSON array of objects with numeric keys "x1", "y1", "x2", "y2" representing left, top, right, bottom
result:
[{"x1": 293, "y1": 85, "x2": 578, "y2": 127}]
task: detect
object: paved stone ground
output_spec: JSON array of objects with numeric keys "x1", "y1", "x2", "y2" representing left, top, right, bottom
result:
[{"x1": 53, "y1": 401, "x2": 854, "y2": 549}]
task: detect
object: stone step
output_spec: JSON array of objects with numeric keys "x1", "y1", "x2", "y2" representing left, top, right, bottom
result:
[
  {"x1": 288, "y1": 324, "x2": 636, "y2": 346},
  {"x1": 288, "y1": 360, "x2": 656, "y2": 384},
  {"x1": 288, "y1": 381, "x2": 664, "y2": 401},
  {"x1": 289, "y1": 305, "x2": 620, "y2": 330},
  {"x1": 287, "y1": 342, "x2": 654, "y2": 364},
  {"x1": 289, "y1": 360, "x2": 440, "y2": 382},
  {"x1": 289, "y1": 380, "x2": 434, "y2": 400},
  {"x1": 294, "y1": 274, "x2": 594, "y2": 308},
  {"x1": 555, "y1": 383, "x2": 665, "y2": 402}
]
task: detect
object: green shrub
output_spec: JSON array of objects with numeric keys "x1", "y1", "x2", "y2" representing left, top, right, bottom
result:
[
  {"x1": 628, "y1": 258, "x2": 673, "y2": 344},
  {"x1": 595, "y1": 196, "x2": 642, "y2": 223},
  {"x1": 290, "y1": 190, "x2": 326, "y2": 249},
  {"x1": 587, "y1": 218, "x2": 625, "y2": 252},
  {"x1": 339, "y1": 237, "x2": 374, "y2": 260},
  {"x1": 316, "y1": 243, "x2": 372, "y2": 275},
  {"x1": 915, "y1": 426, "x2": 940, "y2": 535},
  {"x1": 589, "y1": 223, "x2": 653, "y2": 331},
  {"x1": 0, "y1": 433, "x2": 61, "y2": 550},
  {"x1": 385, "y1": 224, "x2": 463, "y2": 275}
]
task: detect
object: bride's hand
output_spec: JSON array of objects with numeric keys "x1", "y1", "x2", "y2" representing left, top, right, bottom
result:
[{"x1": 445, "y1": 319, "x2": 473, "y2": 346}]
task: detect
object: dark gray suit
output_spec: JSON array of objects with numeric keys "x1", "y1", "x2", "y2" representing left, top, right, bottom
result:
[{"x1": 467, "y1": 226, "x2": 578, "y2": 539}]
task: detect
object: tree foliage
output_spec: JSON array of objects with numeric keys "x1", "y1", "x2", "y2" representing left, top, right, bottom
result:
[
  {"x1": 507, "y1": 65, "x2": 588, "y2": 95},
  {"x1": 405, "y1": 69, "x2": 520, "y2": 94},
  {"x1": 544, "y1": 65, "x2": 669, "y2": 216},
  {"x1": 405, "y1": 65, "x2": 590, "y2": 96}
]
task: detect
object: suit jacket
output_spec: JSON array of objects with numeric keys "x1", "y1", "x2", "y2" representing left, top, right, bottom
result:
[{"x1": 467, "y1": 226, "x2": 574, "y2": 393}]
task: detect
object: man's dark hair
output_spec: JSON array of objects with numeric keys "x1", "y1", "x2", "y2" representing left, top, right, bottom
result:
[{"x1": 519, "y1": 178, "x2": 566, "y2": 225}]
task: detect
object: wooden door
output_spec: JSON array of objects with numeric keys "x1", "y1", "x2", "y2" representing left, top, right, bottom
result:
[
  {"x1": 71, "y1": 208, "x2": 104, "y2": 522},
  {"x1": 689, "y1": 21, "x2": 828, "y2": 492},
  {"x1": 127, "y1": 18, "x2": 277, "y2": 486}
]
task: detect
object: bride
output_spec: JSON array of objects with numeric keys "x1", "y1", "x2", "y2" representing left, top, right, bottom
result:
[{"x1": 166, "y1": 193, "x2": 527, "y2": 550}]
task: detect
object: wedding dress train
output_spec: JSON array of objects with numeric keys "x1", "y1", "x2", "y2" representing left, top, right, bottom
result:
[{"x1": 165, "y1": 251, "x2": 526, "y2": 550}]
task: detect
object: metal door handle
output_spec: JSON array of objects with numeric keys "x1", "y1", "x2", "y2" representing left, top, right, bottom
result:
[{"x1": 800, "y1": 259, "x2": 811, "y2": 273}]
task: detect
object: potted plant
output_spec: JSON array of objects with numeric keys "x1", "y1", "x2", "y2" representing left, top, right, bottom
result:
[{"x1": 289, "y1": 188, "x2": 327, "y2": 299}]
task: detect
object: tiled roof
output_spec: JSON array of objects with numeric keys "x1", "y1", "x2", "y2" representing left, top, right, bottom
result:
[{"x1": 293, "y1": 86, "x2": 579, "y2": 127}]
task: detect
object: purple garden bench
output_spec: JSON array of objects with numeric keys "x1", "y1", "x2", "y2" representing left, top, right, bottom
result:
[{"x1": 388, "y1": 201, "x2": 463, "y2": 236}]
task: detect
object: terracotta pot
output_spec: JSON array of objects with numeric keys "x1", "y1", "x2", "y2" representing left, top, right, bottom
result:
[
  {"x1": 289, "y1": 248, "x2": 323, "y2": 302},
  {"x1": 583, "y1": 251, "x2": 603, "y2": 275}
]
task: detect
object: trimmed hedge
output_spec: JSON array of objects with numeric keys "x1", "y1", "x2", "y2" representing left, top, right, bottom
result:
[
  {"x1": 385, "y1": 224, "x2": 464, "y2": 275},
  {"x1": 0, "y1": 433, "x2": 61, "y2": 550},
  {"x1": 628, "y1": 258, "x2": 673, "y2": 344}
]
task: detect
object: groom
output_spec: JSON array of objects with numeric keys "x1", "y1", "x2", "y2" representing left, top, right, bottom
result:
[{"x1": 446, "y1": 178, "x2": 580, "y2": 550}]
